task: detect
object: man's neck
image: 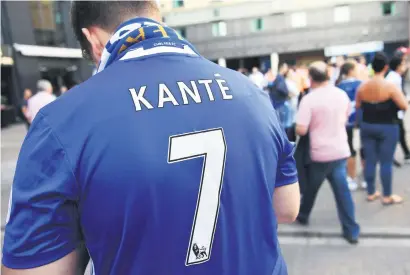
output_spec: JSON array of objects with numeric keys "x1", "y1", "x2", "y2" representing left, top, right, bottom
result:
[
  {"x1": 311, "y1": 81, "x2": 329, "y2": 89},
  {"x1": 373, "y1": 72, "x2": 387, "y2": 80}
]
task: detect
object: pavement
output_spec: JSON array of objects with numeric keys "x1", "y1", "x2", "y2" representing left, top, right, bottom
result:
[
  {"x1": 279, "y1": 150, "x2": 410, "y2": 239},
  {"x1": 1, "y1": 119, "x2": 410, "y2": 274}
]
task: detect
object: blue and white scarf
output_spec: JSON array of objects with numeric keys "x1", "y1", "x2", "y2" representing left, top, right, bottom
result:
[{"x1": 96, "y1": 17, "x2": 200, "y2": 73}]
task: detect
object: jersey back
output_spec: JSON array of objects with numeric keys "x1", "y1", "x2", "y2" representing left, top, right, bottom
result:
[
  {"x1": 3, "y1": 52, "x2": 297, "y2": 275},
  {"x1": 337, "y1": 79, "x2": 362, "y2": 126}
]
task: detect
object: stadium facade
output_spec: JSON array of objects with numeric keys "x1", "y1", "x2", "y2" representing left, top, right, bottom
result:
[{"x1": 161, "y1": 0, "x2": 410, "y2": 70}]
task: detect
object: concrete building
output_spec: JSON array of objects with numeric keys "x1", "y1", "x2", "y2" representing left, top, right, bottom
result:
[
  {"x1": 161, "y1": 0, "x2": 410, "y2": 70},
  {"x1": 1, "y1": 1, "x2": 93, "y2": 126}
]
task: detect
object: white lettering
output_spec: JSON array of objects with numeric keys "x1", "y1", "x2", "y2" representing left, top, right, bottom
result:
[
  {"x1": 216, "y1": 78, "x2": 233, "y2": 100},
  {"x1": 178, "y1": 81, "x2": 202, "y2": 105},
  {"x1": 198, "y1": 80, "x2": 215, "y2": 101},
  {"x1": 159, "y1": 83, "x2": 179, "y2": 108},
  {"x1": 129, "y1": 87, "x2": 154, "y2": 111}
]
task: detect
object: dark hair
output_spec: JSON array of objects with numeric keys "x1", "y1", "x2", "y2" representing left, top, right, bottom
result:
[
  {"x1": 308, "y1": 67, "x2": 329, "y2": 83},
  {"x1": 393, "y1": 50, "x2": 405, "y2": 59},
  {"x1": 371, "y1": 52, "x2": 388, "y2": 73},
  {"x1": 71, "y1": 1, "x2": 159, "y2": 59},
  {"x1": 389, "y1": 55, "x2": 403, "y2": 72},
  {"x1": 336, "y1": 62, "x2": 356, "y2": 85},
  {"x1": 279, "y1": 63, "x2": 289, "y2": 77}
]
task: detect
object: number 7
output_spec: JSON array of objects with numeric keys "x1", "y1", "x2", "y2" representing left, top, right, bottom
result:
[{"x1": 168, "y1": 128, "x2": 227, "y2": 266}]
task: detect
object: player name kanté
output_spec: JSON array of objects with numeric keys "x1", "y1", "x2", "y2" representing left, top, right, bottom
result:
[{"x1": 128, "y1": 75, "x2": 233, "y2": 111}]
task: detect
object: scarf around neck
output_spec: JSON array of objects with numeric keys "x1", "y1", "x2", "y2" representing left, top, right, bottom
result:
[{"x1": 96, "y1": 17, "x2": 199, "y2": 73}]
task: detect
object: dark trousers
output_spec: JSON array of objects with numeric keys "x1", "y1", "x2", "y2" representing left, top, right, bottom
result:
[
  {"x1": 286, "y1": 125, "x2": 296, "y2": 142},
  {"x1": 298, "y1": 159, "x2": 360, "y2": 238},
  {"x1": 361, "y1": 122, "x2": 399, "y2": 197},
  {"x1": 398, "y1": 119, "x2": 410, "y2": 156}
]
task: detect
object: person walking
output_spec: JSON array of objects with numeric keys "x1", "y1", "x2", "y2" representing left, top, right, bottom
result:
[
  {"x1": 284, "y1": 69, "x2": 300, "y2": 142},
  {"x1": 356, "y1": 52, "x2": 408, "y2": 205},
  {"x1": 2, "y1": 2, "x2": 300, "y2": 275},
  {"x1": 296, "y1": 61, "x2": 360, "y2": 244},
  {"x1": 386, "y1": 55, "x2": 410, "y2": 164},
  {"x1": 249, "y1": 66, "x2": 267, "y2": 90},
  {"x1": 268, "y1": 63, "x2": 290, "y2": 127},
  {"x1": 356, "y1": 55, "x2": 370, "y2": 81},
  {"x1": 336, "y1": 60, "x2": 367, "y2": 191},
  {"x1": 21, "y1": 88, "x2": 32, "y2": 130},
  {"x1": 60, "y1": 85, "x2": 68, "y2": 95},
  {"x1": 26, "y1": 80, "x2": 56, "y2": 123}
]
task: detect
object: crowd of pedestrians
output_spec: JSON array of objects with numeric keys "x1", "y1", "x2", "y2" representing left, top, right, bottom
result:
[{"x1": 247, "y1": 49, "x2": 410, "y2": 243}]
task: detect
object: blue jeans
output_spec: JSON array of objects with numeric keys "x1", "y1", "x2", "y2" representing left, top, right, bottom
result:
[
  {"x1": 298, "y1": 159, "x2": 360, "y2": 238},
  {"x1": 275, "y1": 102, "x2": 292, "y2": 129},
  {"x1": 360, "y1": 122, "x2": 399, "y2": 197}
]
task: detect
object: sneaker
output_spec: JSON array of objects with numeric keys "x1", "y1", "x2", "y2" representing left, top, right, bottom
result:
[
  {"x1": 296, "y1": 216, "x2": 309, "y2": 226},
  {"x1": 404, "y1": 154, "x2": 410, "y2": 164},
  {"x1": 394, "y1": 159, "x2": 402, "y2": 167},
  {"x1": 347, "y1": 177, "x2": 358, "y2": 191},
  {"x1": 343, "y1": 235, "x2": 359, "y2": 245}
]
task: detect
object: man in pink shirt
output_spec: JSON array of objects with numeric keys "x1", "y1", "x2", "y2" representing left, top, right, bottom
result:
[
  {"x1": 295, "y1": 61, "x2": 360, "y2": 244},
  {"x1": 27, "y1": 80, "x2": 57, "y2": 123}
]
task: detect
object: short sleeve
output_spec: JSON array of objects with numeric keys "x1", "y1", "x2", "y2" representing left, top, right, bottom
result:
[
  {"x1": 2, "y1": 112, "x2": 81, "y2": 269},
  {"x1": 275, "y1": 128, "x2": 298, "y2": 188},
  {"x1": 296, "y1": 96, "x2": 311, "y2": 127}
]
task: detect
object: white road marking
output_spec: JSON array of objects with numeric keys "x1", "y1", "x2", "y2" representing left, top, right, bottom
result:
[{"x1": 279, "y1": 236, "x2": 410, "y2": 247}]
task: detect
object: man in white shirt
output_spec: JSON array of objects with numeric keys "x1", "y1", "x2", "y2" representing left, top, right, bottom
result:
[
  {"x1": 249, "y1": 67, "x2": 267, "y2": 90},
  {"x1": 27, "y1": 80, "x2": 57, "y2": 123},
  {"x1": 386, "y1": 55, "x2": 410, "y2": 163}
]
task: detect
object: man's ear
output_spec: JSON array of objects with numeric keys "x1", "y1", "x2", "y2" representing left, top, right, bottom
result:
[{"x1": 82, "y1": 28, "x2": 105, "y2": 63}]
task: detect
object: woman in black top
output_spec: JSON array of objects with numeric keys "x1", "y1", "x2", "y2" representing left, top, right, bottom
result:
[{"x1": 356, "y1": 52, "x2": 408, "y2": 205}]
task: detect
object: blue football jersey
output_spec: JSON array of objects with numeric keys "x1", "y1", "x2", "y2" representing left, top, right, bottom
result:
[
  {"x1": 3, "y1": 43, "x2": 297, "y2": 274},
  {"x1": 337, "y1": 79, "x2": 362, "y2": 126}
]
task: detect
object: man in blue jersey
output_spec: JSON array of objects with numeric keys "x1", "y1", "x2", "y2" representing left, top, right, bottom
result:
[{"x1": 2, "y1": 2, "x2": 300, "y2": 274}]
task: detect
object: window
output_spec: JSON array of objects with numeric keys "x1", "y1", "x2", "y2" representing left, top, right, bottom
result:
[
  {"x1": 175, "y1": 27, "x2": 186, "y2": 38},
  {"x1": 291, "y1": 12, "x2": 306, "y2": 28},
  {"x1": 252, "y1": 18, "x2": 264, "y2": 32},
  {"x1": 334, "y1": 5, "x2": 350, "y2": 23},
  {"x1": 381, "y1": 2, "x2": 395, "y2": 16},
  {"x1": 173, "y1": 0, "x2": 184, "y2": 8},
  {"x1": 212, "y1": 21, "x2": 227, "y2": 37},
  {"x1": 30, "y1": 1, "x2": 66, "y2": 46}
]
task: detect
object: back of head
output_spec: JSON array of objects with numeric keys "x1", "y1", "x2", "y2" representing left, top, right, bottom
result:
[
  {"x1": 308, "y1": 61, "x2": 329, "y2": 83},
  {"x1": 71, "y1": 1, "x2": 160, "y2": 60},
  {"x1": 371, "y1": 52, "x2": 388, "y2": 73},
  {"x1": 279, "y1": 63, "x2": 289, "y2": 75},
  {"x1": 389, "y1": 55, "x2": 403, "y2": 72},
  {"x1": 252, "y1": 67, "x2": 259, "y2": 74},
  {"x1": 337, "y1": 61, "x2": 357, "y2": 84},
  {"x1": 24, "y1": 89, "x2": 32, "y2": 99},
  {"x1": 37, "y1": 80, "x2": 53, "y2": 94}
]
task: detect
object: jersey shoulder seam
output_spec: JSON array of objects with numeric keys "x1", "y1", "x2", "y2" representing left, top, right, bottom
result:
[{"x1": 36, "y1": 111, "x2": 81, "y2": 198}]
